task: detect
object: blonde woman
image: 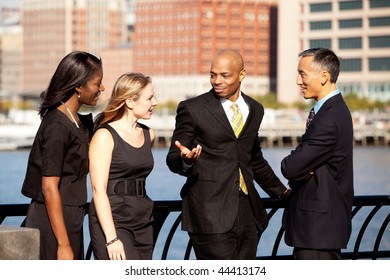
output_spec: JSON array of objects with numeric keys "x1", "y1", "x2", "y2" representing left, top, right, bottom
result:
[{"x1": 88, "y1": 73, "x2": 158, "y2": 260}]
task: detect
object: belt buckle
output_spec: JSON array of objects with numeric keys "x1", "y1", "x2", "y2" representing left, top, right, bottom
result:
[{"x1": 135, "y1": 179, "x2": 144, "y2": 197}]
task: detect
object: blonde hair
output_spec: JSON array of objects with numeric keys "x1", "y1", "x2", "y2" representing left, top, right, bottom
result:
[{"x1": 94, "y1": 72, "x2": 152, "y2": 129}]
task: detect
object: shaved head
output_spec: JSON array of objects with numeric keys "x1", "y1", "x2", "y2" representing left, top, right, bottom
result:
[
  {"x1": 210, "y1": 49, "x2": 245, "y2": 101},
  {"x1": 211, "y1": 49, "x2": 244, "y2": 72}
]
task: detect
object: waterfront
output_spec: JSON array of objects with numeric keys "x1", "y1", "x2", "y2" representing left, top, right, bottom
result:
[
  {"x1": 1, "y1": 109, "x2": 390, "y2": 150},
  {"x1": 0, "y1": 147, "x2": 389, "y2": 259}
]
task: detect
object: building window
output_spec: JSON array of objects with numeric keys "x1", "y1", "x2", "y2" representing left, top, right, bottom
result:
[
  {"x1": 339, "y1": 19, "x2": 362, "y2": 29},
  {"x1": 341, "y1": 58, "x2": 362, "y2": 71},
  {"x1": 339, "y1": 37, "x2": 362, "y2": 49},
  {"x1": 339, "y1": 0, "x2": 362, "y2": 10},
  {"x1": 338, "y1": 82, "x2": 361, "y2": 96},
  {"x1": 369, "y1": 36, "x2": 390, "y2": 48},
  {"x1": 369, "y1": 0, "x2": 390, "y2": 8},
  {"x1": 369, "y1": 17, "x2": 390, "y2": 27},
  {"x1": 310, "y1": 20, "x2": 332, "y2": 30},
  {"x1": 368, "y1": 82, "x2": 390, "y2": 101},
  {"x1": 310, "y1": 2, "x2": 332, "y2": 12},
  {"x1": 310, "y1": 39, "x2": 331, "y2": 48},
  {"x1": 369, "y1": 57, "x2": 390, "y2": 71}
]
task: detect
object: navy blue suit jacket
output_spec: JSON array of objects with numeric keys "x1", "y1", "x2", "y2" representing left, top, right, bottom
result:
[{"x1": 281, "y1": 93, "x2": 354, "y2": 249}]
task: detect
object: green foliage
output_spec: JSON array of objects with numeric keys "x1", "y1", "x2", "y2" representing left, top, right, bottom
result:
[
  {"x1": 154, "y1": 99, "x2": 179, "y2": 115},
  {"x1": 249, "y1": 93, "x2": 286, "y2": 109},
  {"x1": 291, "y1": 100, "x2": 314, "y2": 111},
  {"x1": 249, "y1": 92, "x2": 388, "y2": 112},
  {"x1": 343, "y1": 92, "x2": 387, "y2": 111}
]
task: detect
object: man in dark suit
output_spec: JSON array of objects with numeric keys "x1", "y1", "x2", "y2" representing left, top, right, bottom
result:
[
  {"x1": 281, "y1": 48, "x2": 354, "y2": 260},
  {"x1": 166, "y1": 49, "x2": 289, "y2": 260}
]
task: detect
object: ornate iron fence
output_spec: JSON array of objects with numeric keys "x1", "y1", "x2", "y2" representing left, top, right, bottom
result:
[{"x1": 1, "y1": 195, "x2": 389, "y2": 260}]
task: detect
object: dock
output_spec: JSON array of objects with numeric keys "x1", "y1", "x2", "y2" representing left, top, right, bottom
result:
[
  {"x1": 152, "y1": 124, "x2": 390, "y2": 148},
  {"x1": 1, "y1": 112, "x2": 389, "y2": 150}
]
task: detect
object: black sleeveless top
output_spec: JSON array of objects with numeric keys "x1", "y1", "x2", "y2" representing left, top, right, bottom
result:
[{"x1": 98, "y1": 123, "x2": 154, "y2": 194}]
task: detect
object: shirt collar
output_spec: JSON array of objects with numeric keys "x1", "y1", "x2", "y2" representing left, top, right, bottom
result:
[
  {"x1": 314, "y1": 89, "x2": 340, "y2": 114},
  {"x1": 220, "y1": 92, "x2": 245, "y2": 110}
]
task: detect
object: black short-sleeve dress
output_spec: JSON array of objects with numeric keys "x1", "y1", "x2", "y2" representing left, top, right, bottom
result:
[
  {"x1": 21, "y1": 109, "x2": 93, "y2": 260},
  {"x1": 88, "y1": 123, "x2": 154, "y2": 260}
]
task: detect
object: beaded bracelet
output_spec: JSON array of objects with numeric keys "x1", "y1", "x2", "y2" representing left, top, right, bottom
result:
[{"x1": 105, "y1": 236, "x2": 119, "y2": 247}]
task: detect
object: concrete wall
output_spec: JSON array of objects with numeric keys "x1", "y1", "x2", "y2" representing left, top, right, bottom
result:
[{"x1": 0, "y1": 226, "x2": 39, "y2": 260}]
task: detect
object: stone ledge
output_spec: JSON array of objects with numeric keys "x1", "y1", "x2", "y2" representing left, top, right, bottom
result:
[{"x1": 0, "y1": 226, "x2": 40, "y2": 260}]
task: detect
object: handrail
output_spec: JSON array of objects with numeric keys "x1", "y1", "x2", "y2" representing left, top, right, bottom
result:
[{"x1": 1, "y1": 195, "x2": 389, "y2": 260}]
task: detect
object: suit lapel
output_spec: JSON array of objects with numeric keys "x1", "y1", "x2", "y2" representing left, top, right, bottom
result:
[
  {"x1": 202, "y1": 90, "x2": 257, "y2": 138},
  {"x1": 203, "y1": 90, "x2": 233, "y2": 132},
  {"x1": 241, "y1": 93, "x2": 255, "y2": 135},
  {"x1": 318, "y1": 93, "x2": 341, "y2": 112},
  {"x1": 303, "y1": 93, "x2": 342, "y2": 139}
]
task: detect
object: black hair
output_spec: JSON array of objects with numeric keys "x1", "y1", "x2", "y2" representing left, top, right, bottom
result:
[
  {"x1": 298, "y1": 48, "x2": 340, "y2": 83},
  {"x1": 39, "y1": 51, "x2": 102, "y2": 118}
]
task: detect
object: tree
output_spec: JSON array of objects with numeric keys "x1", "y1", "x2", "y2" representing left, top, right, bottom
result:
[{"x1": 344, "y1": 92, "x2": 386, "y2": 111}]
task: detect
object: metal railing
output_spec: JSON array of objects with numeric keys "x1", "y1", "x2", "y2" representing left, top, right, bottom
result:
[{"x1": 1, "y1": 195, "x2": 389, "y2": 260}]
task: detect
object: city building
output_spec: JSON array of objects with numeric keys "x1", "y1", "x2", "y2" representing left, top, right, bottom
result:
[
  {"x1": 125, "y1": 0, "x2": 135, "y2": 42},
  {"x1": 99, "y1": 44, "x2": 133, "y2": 102},
  {"x1": 1, "y1": 0, "x2": 389, "y2": 106},
  {"x1": 22, "y1": 0, "x2": 127, "y2": 94},
  {"x1": 0, "y1": 25, "x2": 22, "y2": 96},
  {"x1": 0, "y1": 6, "x2": 21, "y2": 26},
  {"x1": 0, "y1": 8, "x2": 22, "y2": 96},
  {"x1": 278, "y1": 0, "x2": 390, "y2": 104},
  {"x1": 133, "y1": 0, "x2": 278, "y2": 102}
]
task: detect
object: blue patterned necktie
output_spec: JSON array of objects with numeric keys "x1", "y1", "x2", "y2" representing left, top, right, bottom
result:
[
  {"x1": 231, "y1": 104, "x2": 247, "y2": 194},
  {"x1": 306, "y1": 108, "x2": 315, "y2": 130}
]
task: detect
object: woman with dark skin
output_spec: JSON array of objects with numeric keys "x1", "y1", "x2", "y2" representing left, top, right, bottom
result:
[{"x1": 21, "y1": 51, "x2": 104, "y2": 260}]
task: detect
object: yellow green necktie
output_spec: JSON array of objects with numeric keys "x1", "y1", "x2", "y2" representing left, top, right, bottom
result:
[{"x1": 231, "y1": 104, "x2": 247, "y2": 194}]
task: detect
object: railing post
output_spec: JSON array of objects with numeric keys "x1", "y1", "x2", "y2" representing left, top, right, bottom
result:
[{"x1": 0, "y1": 225, "x2": 40, "y2": 260}]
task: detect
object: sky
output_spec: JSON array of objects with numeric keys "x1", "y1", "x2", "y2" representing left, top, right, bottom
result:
[
  {"x1": 0, "y1": 0, "x2": 21, "y2": 22},
  {"x1": 0, "y1": 0, "x2": 21, "y2": 8}
]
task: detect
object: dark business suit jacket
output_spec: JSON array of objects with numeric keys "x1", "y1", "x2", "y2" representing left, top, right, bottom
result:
[
  {"x1": 281, "y1": 93, "x2": 354, "y2": 249},
  {"x1": 166, "y1": 90, "x2": 286, "y2": 234}
]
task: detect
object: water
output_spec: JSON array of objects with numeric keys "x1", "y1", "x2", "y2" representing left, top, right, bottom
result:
[{"x1": 0, "y1": 147, "x2": 389, "y2": 259}]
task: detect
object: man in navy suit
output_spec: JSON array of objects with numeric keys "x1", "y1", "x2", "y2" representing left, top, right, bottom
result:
[
  {"x1": 281, "y1": 48, "x2": 354, "y2": 260},
  {"x1": 166, "y1": 49, "x2": 289, "y2": 260}
]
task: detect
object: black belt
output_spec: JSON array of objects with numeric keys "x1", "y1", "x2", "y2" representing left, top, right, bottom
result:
[{"x1": 114, "y1": 178, "x2": 146, "y2": 197}]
